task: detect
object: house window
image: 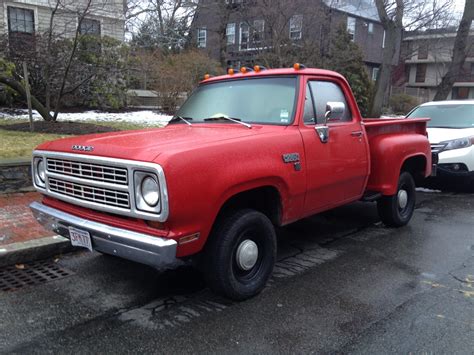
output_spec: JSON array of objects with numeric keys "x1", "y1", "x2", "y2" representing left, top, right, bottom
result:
[
  {"x1": 8, "y1": 6, "x2": 34, "y2": 34},
  {"x1": 79, "y1": 18, "x2": 101, "y2": 36},
  {"x1": 452, "y1": 87, "x2": 469, "y2": 100},
  {"x1": 252, "y1": 19, "x2": 264, "y2": 46},
  {"x1": 372, "y1": 67, "x2": 379, "y2": 81},
  {"x1": 470, "y1": 63, "x2": 474, "y2": 75},
  {"x1": 240, "y1": 22, "x2": 249, "y2": 50},
  {"x1": 289, "y1": 15, "x2": 303, "y2": 40},
  {"x1": 197, "y1": 28, "x2": 206, "y2": 48},
  {"x1": 368, "y1": 22, "x2": 374, "y2": 34},
  {"x1": 226, "y1": 23, "x2": 235, "y2": 45},
  {"x1": 382, "y1": 30, "x2": 386, "y2": 48},
  {"x1": 347, "y1": 16, "x2": 356, "y2": 41},
  {"x1": 417, "y1": 43, "x2": 428, "y2": 59},
  {"x1": 7, "y1": 6, "x2": 35, "y2": 54},
  {"x1": 415, "y1": 63, "x2": 427, "y2": 83}
]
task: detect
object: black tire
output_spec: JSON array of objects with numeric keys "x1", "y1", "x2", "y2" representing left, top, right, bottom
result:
[
  {"x1": 377, "y1": 171, "x2": 416, "y2": 227},
  {"x1": 201, "y1": 209, "x2": 277, "y2": 301}
]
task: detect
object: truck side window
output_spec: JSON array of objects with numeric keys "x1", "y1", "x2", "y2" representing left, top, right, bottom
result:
[
  {"x1": 309, "y1": 81, "x2": 351, "y2": 123},
  {"x1": 303, "y1": 84, "x2": 316, "y2": 125}
]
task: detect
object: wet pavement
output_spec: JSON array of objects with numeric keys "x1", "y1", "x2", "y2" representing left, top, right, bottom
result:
[{"x1": 0, "y1": 190, "x2": 473, "y2": 353}]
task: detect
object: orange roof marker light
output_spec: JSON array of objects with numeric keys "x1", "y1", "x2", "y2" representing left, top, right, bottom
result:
[
  {"x1": 293, "y1": 63, "x2": 306, "y2": 70},
  {"x1": 253, "y1": 65, "x2": 267, "y2": 72},
  {"x1": 240, "y1": 66, "x2": 253, "y2": 74},
  {"x1": 228, "y1": 68, "x2": 235, "y2": 75},
  {"x1": 203, "y1": 73, "x2": 211, "y2": 80}
]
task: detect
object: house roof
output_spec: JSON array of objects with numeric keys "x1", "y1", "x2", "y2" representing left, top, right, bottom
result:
[{"x1": 323, "y1": 0, "x2": 380, "y2": 22}]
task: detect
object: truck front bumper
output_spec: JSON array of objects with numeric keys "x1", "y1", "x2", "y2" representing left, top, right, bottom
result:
[{"x1": 30, "y1": 201, "x2": 178, "y2": 269}]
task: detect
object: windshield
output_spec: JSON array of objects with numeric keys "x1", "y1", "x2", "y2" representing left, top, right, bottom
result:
[
  {"x1": 175, "y1": 77, "x2": 298, "y2": 125},
  {"x1": 407, "y1": 104, "x2": 474, "y2": 128}
]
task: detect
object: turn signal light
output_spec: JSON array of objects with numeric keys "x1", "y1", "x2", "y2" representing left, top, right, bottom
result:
[
  {"x1": 228, "y1": 68, "x2": 235, "y2": 75},
  {"x1": 179, "y1": 233, "x2": 200, "y2": 245},
  {"x1": 203, "y1": 73, "x2": 210, "y2": 80}
]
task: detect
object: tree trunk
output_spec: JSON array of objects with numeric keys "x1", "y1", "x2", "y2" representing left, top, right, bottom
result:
[
  {"x1": 433, "y1": 1, "x2": 474, "y2": 101},
  {"x1": 0, "y1": 75, "x2": 54, "y2": 121},
  {"x1": 371, "y1": 0, "x2": 404, "y2": 117}
]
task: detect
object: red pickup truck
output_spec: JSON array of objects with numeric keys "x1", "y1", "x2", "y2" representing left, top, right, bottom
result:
[{"x1": 30, "y1": 66, "x2": 432, "y2": 300}]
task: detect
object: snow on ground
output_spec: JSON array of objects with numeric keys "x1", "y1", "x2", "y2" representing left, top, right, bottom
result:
[
  {"x1": 0, "y1": 109, "x2": 172, "y2": 126},
  {"x1": 416, "y1": 187, "x2": 441, "y2": 193}
]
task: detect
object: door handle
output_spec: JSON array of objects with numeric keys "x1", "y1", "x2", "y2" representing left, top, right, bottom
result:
[{"x1": 351, "y1": 131, "x2": 363, "y2": 137}]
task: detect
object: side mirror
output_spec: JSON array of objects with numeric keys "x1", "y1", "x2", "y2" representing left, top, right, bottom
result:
[{"x1": 324, "y1": 101, "x2": 345, "y2": 123}]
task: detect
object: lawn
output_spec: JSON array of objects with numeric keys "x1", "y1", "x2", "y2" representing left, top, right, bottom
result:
[
  {"x1": 0, "y1": 118, "x2": 152, "y2": 159},
  {"x1": 0, "y1": 129, "x2": 69, "y2": 159}
]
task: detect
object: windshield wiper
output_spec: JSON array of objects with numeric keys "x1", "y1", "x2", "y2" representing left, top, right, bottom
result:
[
  {"x1": 169, "y1": 115, "x2": 193, "y2": 126},
  {"x1": 204, "y1": 116, "x2": 252, "y2": 129}
]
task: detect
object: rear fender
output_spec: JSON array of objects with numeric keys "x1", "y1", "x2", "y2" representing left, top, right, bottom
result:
[{"x1": 367, "y1": 134, "x2": 431, "y2": 195}]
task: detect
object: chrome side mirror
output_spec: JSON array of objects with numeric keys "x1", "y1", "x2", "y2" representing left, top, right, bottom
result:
[{"x1": 324, "y1": 101, "x2": 345, "y2": 123}]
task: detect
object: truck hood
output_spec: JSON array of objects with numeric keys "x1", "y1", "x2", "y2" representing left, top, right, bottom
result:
[
  {"x1": 427, "y1": 127, "x2": 474, "y2": 144},
  {"x1": 37, "y1": 124, "x2": 271, "y2": 162}
]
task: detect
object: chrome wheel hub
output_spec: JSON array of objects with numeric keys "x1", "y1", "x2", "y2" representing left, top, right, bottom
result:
[
  {"x1": 236, "y1": 239, "x2": 259, "y2": 271},
  {"x1": 398, "y1": 189, "x2": 408, "y2": 209}
]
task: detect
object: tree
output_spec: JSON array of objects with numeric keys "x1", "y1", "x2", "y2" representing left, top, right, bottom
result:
[
  {"x1": 433, "y1": 0, "x2": 474, "y2": 100},
  {"x1": 372, "y1": 0, "x2": 453, "y2": 116},
  {"x1": 325, "y1": 25, "x2": 373, "y2": 116},
  {"x1": 129, "y1": 0, "x2": 198, "y2": 53}
]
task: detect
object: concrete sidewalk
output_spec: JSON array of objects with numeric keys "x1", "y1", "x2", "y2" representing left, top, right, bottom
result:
[{"x1": 0, "y1": 192, "x2": 73, "y2": 267}]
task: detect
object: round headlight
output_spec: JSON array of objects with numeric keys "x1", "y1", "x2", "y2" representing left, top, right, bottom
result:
[
  {"x1": 37, "y1": 159, "x2": 46, "y2": 182},
  {"x1": 141, "y1": 176, "x2": 159, "y2": 207}
]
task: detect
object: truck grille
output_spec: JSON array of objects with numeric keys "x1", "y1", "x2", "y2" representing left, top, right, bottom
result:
[
  {"x1": 46, "y1": 158, "x2": 128, "y2": 185},
  {"x1": 49, "y1": 178, "x2": 130, "y2": 209},
  {"x1": 430, "y1": 143, "x2": 446, "y2": 154}
]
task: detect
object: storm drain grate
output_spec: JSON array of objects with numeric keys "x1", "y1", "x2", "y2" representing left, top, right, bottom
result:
[{"x1": 0, "y1": 259, "x2": 74, "y2": 292}]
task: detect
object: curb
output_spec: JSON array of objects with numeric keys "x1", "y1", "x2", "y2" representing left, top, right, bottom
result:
[{"x1": 0, "y1": 235, "x2": 76, "y2": 267}]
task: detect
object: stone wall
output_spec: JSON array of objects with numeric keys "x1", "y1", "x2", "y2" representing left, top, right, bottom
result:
[{"x1": 0, "y1": 159, "x2": 34, "y2": 194}]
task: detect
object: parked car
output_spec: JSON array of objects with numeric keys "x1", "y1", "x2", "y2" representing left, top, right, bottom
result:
[
  {"x1": 406, "y1": 100, "x2": 474, "y2": 190},
  {"x1": 30, "y1": 66, "x2": 432, "y2": 300}
]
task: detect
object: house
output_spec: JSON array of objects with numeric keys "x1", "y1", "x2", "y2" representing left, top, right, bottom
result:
[
  {"x1": 191, "y1": 0, "x2": 389, "y2": 82},
  {"x1": 400, "y1": 29, "x2": 474, "y2": 101},
  {"x1": 0, "y1": 0, "x2": 125, "y2": 48}
]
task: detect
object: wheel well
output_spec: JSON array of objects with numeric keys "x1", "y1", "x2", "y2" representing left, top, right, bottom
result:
[
  {"x1": 401, "y1": 155, "x2": 427, "y2": 184},
  {"x1": 217, "y1": 186, "x2": 282, "y2": 226}
]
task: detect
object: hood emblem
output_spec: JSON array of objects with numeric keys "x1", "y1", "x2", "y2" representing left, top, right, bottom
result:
[{"x1": 72, "y1": 145, "x2": 94, "y2": 152}]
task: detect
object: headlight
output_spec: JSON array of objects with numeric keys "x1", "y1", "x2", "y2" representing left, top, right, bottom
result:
[
  {"x1": 37, "y1": 159, "x2": 46, "y2": 182},
  {"x1": 441, "y1": 137, "x2": 473, "y2": 151},
  {"x1": 134, "y1": 171, "x2": 161, "y2": 213},
  {"x1": 33, "y1": 157, "x2": 46, "y2": 188},
  {"x1": 141, "y1": 176, "x2": 159, "y2": 207}
]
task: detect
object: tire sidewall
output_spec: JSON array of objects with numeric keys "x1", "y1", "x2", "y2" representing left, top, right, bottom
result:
[
  {"x1": 393, "y1": 172, "x2": 416, "y2": 225},
  {"x1": 208, "y1": 210, "x2": 276, "y2": 300}
]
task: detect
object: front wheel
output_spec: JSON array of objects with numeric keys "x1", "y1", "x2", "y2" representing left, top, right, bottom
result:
[
  {"x1": 377, "y1": 171, "x2": 416, "y2": 227},
  {"x1": 201, "y1": 209, "x2": 277, "y2": 301}
]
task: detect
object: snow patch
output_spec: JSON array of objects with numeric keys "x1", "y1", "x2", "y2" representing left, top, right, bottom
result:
[
  {"x1": 0, "y1": 109, "x2": 172, "y2": 126},
  {"x1": 416, "y1": 187, "x2": 441, "y2": 193}
]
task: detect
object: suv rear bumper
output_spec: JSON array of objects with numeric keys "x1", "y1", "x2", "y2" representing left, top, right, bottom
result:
[{"x1": 30, "y1": 201, "x2": 178, "y2": 269}]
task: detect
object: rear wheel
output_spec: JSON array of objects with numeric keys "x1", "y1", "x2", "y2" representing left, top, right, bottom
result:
[
  {"x1": 377, "y1": 171, "x2": 416, "y2": 227},
  {"x1": 201, "y1": 209, "x2": 276, "y2": 301}
]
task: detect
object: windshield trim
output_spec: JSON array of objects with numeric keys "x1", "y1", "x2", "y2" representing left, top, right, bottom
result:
[{"x1": 180, "y1": 75, "x2": 300, "y2": 126}]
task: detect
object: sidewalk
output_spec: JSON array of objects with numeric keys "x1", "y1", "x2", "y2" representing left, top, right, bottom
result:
[{"x1": 0, "y1": 192, "x2": 73, "y2": 267}]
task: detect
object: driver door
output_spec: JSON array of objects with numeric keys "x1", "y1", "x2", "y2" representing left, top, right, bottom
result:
[{"x1": 300, "y1": 78, "x2": 369, "y2": 215}]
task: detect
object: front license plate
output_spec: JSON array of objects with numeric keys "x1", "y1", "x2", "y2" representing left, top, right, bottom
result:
[{"x1": 69, "y1": 227, "x2": 93, "y2": 252}]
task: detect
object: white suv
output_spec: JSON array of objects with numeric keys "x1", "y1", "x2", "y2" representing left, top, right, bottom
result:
[{"x1": 406, "y1": 100, "x2": 474, "y2": 191}]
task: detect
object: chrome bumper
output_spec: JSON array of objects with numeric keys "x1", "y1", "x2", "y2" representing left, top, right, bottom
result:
[{"x1": 30, "y1": 201, "x2": 178, "y2": 269}]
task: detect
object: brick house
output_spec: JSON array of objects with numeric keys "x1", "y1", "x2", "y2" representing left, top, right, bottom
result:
[
  {"x1": 191, "y1": 0, "x2": 389, "y2": 82},
  {"x1": 0, "y1": 0, "x2": 125, "y2": 46},
  {"x1": 399, "y1": 29, "x2": 474, "y2": 101}
]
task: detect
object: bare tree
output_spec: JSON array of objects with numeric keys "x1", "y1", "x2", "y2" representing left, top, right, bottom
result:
[
  {"x1": 433, "y1": 0, "x2": 474, "y2": 100},
  {"x1": 372, "y1": 0, "x2": 453, "y2": 116}
]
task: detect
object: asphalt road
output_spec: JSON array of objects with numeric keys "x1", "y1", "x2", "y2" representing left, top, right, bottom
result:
[{"x1": 1, "y1": 190, "x2": 473, "y2": 354}]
